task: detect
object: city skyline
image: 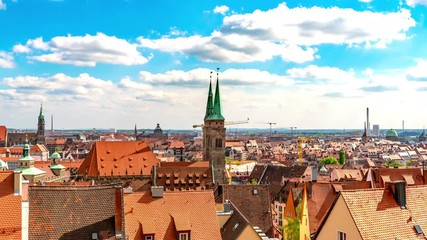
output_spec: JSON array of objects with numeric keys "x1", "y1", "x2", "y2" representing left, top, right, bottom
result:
[{"x1": 1, "y1": 0, "x2": 427, "y2": 130}]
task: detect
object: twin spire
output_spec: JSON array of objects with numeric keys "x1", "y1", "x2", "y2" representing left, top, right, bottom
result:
[{"x1": 204, "y1": 68, "x2": 224, "y2": 121}]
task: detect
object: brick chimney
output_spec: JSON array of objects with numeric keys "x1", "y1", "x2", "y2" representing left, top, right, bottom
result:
[{"x1": 390, "y1": 181, "x2": 406, "y2": 209}]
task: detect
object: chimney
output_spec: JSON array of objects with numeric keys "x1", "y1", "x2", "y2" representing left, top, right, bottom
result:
[
  {"x1": 151, "y1": 186, "x2": 164, "y2": 198},
  {"x1": 390, "y1": 181, "x2": 406, "y2": 209},
  {"x1": 311, "y1": 165, "x2": 318, "y2": 182},
  {"x1": 223, "y1": 199, "x2": 231, "y2": 212},
  {"x1": 13, "y1": 171, "x2": 22, "y2": 196}
]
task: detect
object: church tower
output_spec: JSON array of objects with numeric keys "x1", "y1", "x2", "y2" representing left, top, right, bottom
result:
[
  {"x1": 36, "y1": 103, "x2": 46, "y2": 145},
  {"x1": 203, "y1": 69, "x2": 226, "y2": 185}
]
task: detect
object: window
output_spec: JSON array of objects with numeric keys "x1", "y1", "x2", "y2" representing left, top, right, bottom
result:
[
  {"x1": 178, "y1": 233, "x2": 189, "y2": 240},
  {"x1": 144, "y1": 236, "x2": 154, "y2": 240},
  {"x1": 337, "y1": 231, "x2": 346, "y2": 240},
  {"x1": 215, "y1": 138, "x2": 222, "y2": 148}
]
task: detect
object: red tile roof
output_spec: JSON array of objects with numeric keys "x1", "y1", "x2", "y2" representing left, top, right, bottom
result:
[
  {"x1": 169, "y1": 140, "x2": 185, "y2": 149},
  {"x1": 124, "y1": 191, "x2": 221, "y2": 240},
  {"x1": 0, "y1": 171, "x2": 22, "y2": 240},
  {"x1": 370, "y1": 168, "x2": 424, "y2": 188},
  {"x1": 77, "y1": 141, "x2": 159, "y2": 177},
  {"x1": 31, "y1": 144, "x2": 48, "y2": 153},
  {"x1": 29, "y1": 185, "x2": 123, "y2": 240},
  {"x1": 0, "y1": 126, "x2": 6, "y2": 142},
  {"x1": 337, "y1": 186, "x2": 427, "y2": 239}
]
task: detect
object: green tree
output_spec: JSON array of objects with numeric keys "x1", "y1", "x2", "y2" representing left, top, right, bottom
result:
[
  {"x1": 250, "y1": 178, "x2": 258, "y2": 185},
  {"x1": 387, "y1": 161, "x2": 403, "y2": 167},
  {"x1": 284, "y1": 202, "x2": 301, "y2": 240},
  {"x1": 320, "y1": 156, "x2": 339, "y2": 165},
  {"x1": 338, "y1": 150, "x2": 346, "y2": 165},
  {"x1": 55, "y1": 146, "x2": 62, "y2": 153}
]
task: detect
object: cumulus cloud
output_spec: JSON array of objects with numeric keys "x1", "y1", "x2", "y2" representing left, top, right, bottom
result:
[
  {"x1": 406, "y1": 59, "x2": 427, "y2": 81},
  {"x1": 214, "y1": 5, "x2": 229, "y2": 15},
  {"x1": 406, "y1": 0, "x2": 427, "y2": 7},
  {"x1": 0, "y1": 0, "x2": 6, "y2": 10},
  {"x1": 13, "y1": 33, "x2": 149, "y2": 66},
  {"x1": 358, "y1": 0, "x2": 372, "y2": 2},
  {"x1": 139, "y1": 33, "x2": 316, "y2": 63},
  {"x1": 221, "y1": 3, "x2": 414, "y2": 47},
  {"x1": 138, "y1": 68, "x2": 294, "y2": 86},
  {"x1": 0, "y1": 51, "x2": 15, "y2": 68},
  {"x1": 286, "y1": 65, "x2": 355, "y2": 83},
  {"x1": 138, "y1": 3, "x2": 413, "y2": 64}
]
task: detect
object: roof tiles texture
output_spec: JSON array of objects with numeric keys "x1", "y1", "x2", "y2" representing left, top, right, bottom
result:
[
  {"x1": 341, "y1": 186, "x2": 427, "y2": 240},
  {"x1": 156, "y1": 166, "x2": 213, "y2": 191},
  {"x1": 0, "y1": 126, "x2": 6, "y2": 142},
  {"x1": 0, "y1": 171, "x2": 22, "y2": 240},
  {"x1": 29, "y1": 185, "x2": 122, "y2": 240},
  {"x1": 372, "y1": 168, "x2": 424, "y2": 188},
  {"x1": 124, "y1": 191, "x2": 221, "y2": 240},
  {"x1": 78, "y1": 141, "x2": 159, "y2": 178},
  {"x1": 221, "y1": 185, "x2": 273, "y2": 236}
]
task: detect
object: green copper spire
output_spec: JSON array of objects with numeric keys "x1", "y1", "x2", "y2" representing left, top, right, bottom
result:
[
  {"x1": 212, "y1": 69, "x2": 225, "y2": 120},
  {"x1": 22, "y1": 136, "x2": 31, "y2": 158},
  {"x1": 204, "y1": 71, "x2": 214, "y2": 120},
  {"x1": 38, "y1": 102, "x2": 44, "y2": 121}
]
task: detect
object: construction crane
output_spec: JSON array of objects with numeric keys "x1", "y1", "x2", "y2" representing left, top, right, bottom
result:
[
  {"x1": 192, "y1": 118, "x2": 249, "y2": 128},
  {"x1": 297, "y1": 137, "x2": 313, "y2": 166},
  {"x1": 255, "y1": 122, "x2": 277, "y2": 136}
]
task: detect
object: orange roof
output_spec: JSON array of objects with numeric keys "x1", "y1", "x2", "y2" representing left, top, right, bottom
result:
[
  {"x1": 77, "y1": 141, "x2": 159, "y2": 177},
  {"x1": 0, "y1": 126, "x2": 6, "y2": 142},
  {"x1": 31, "y1": 144, "x2": 48, "y2": 153},
  {"x1": 169, "y1": 140, "x2": 185, "y2": 149},
  {"x1": 338, "y1": 186, "x2": 427, "y2": 239},
  {"x1": 0, "y1": 147, "x2": 22, "y2": 155},
  {"x1": 0, "y1": 171, "x2": 22, "y2": 239},
  {"x1": 124, "y1": 191, "x2": 221, "y2": 240}
]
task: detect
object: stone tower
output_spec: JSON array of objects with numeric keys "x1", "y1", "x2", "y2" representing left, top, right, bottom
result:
[
  {"x1": 36, "y1": 103, "x2": 45, "y2": 145},
  {"x1": 203, "y1": 70, "x2": 226, "y2": 185}
]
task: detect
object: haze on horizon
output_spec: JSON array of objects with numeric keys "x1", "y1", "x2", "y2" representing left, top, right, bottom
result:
[{"x1": 1, "y1": 0, "x2": 427, "y2": 130}]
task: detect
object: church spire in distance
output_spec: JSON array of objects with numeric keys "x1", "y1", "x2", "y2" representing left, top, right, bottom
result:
[
  {"x1": 204, "y1": 71, "x2": 214, "y2": 120},
  {"x1": 212, "y1": 68, "x2": 224, "y2": 120}
]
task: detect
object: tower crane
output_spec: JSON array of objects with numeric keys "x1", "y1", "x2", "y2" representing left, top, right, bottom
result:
[
  {"x1": 192, "y1": 117, "x2": 249, "y2": 128},
  {"x1": 255, "y1": 122, "x2": 277, "y2": 136}
]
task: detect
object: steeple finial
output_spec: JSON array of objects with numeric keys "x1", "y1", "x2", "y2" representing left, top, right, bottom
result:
[
  {"x1": 38, "y1": 102, "x2": 44, "y2": 121},
  {"x1": 204, "y1": 71, "x2": 214, "y2": 120}
]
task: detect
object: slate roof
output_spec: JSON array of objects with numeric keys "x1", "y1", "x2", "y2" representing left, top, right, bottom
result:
[
  {"x1": 219, "y1": 184, "x2": 273, "y2": 237},
  {"x1": 0, "y1": 171, "x2": 22, "y2": 240},
  {"x1": 29, "y1": 185, "x2": 123, "y2": 240},
  {"x1": 77, "y1": 141, "x2": 159, "y2": 178},
  {"x1": 338, "y1": 186, "x2": 427, "y2": 239},
  {"x1": 124, "y1": 191, "x2": 221, "y2": 240}
]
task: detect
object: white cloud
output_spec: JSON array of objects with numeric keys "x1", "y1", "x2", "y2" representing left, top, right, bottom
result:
[
  {"x1": 358, "y1": 0, "x2": 372, "y2": 2},
  {"x1": 406, "y1": 59, "x2": 427, "y2": 81},
  {"x1": 221, "y1": 3, "x2": 415, "y2": 47},
  {"x1": 406, "y1": 0, "x2": 427, "y2": 7},
  {"x1": 286, "y1": 65, "x2": 355, "y2": 83},
  {"x1": 139, "y1": 33, "x2": 316, "y2": 63},
  {"x1": 14, "y1": 33, "x2": 149, "y2": 66},
  {"x1": 138, "y1": 68, "x2": 294, "y2": 86},
  {"x1": 138, "y1": 4, "x2": 413, "y2": 64},
  {"x1": 0, "y1": 0, "x2": 6, "y2": 10},
  {"x1": 0, "y1": 51, "x2": 15, "y2": 68},
  {"x1": 13, "y1": 44, "x2": 31, "y2": 53},
  {"x1": 214, "y1": 5, "x2": 229, "y2": 15}
]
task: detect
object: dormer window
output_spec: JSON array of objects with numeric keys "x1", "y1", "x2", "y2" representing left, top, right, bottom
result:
[
  {"x1": 144, "y1": 235, "x2": 154, "y2": 240},
  {"x1": 178, "y1": 232, "x2": 189, "y2": 240}
]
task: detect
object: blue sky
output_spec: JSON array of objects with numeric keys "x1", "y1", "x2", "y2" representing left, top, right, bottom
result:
[{"x1": 1, "y1": 0, "x2": 427, "y2": 130}]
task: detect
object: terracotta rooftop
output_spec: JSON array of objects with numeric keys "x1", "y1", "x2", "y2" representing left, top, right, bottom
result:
[
  {"x1": 249, "y1": 164, "x2": 309, "y2": 184},
  {"x1": 77, "y1": 141, "x2": 159, "y2": 178},
  {"x1": 124, "y1": 191, "x2": 221, "y2": 240},
  {"x1": 0, "y1": 126, "x2": 6, "y2": 142},
  {"x1": 0, "y1": 171, "x2": 22, "y2": 240},
  {"x1": 31, "y1": 144, "x2": 48, "y2": 153},
  {"x1": 369, "y1": 168, "x2": 424, "y2": 188},
  {"x1": 337, "y1": 186, "x2": 427, "y2": 239},
  {"x1": 169, "y1": 140, "x2": 185, "y2": 149},
  {"x1": 155, "y1": 165, "x2": 213, "y2": 191},
  {"x1": 221, "y1": 201, "x2": 256, "y2": 240},
  {"x1": 29, "y1": 185, "x2": 123, "y2": 240}
]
